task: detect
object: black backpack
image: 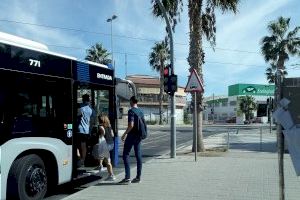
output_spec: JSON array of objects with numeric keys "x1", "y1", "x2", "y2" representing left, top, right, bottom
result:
[{"x1": 131, "y1": 108, "x2": 148, "y2": 140}]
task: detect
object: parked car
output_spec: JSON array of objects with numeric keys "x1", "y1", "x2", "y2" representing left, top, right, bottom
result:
[
  {"x1": 226, "y1": 117, "x2": 236, "y2": 123},
  {"x1": 244, "y1": 119, "x2": 255, "y2": 124}
]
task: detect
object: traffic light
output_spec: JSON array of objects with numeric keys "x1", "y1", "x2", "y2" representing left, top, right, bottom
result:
[
  {"x1": 163, "y1": 65, "x2": 170, "y2": 93},
  {"x1": 169, "y1": 74, "x2": 177, "y2": 95},
  {"x1": 163, "y1": 65, "x2": 177, "y2": 95}
]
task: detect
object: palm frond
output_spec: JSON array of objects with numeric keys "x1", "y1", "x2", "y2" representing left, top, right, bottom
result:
[
  {"x1": 85, "y1": 43, "x2": 111, "y2": 65},
  {"x1": 209, "y1": 0, "x2": 239, "y2": 14},
  {"x1": 287, "y1": 26, "x2": 300, "y2": 39},
  {"x1": 286, "y1": 37, "x2": 300, "y2": 55},
  {"x1": 265, "y1": 67, "x2": 275, "y2": 83},
  {"x1": 267, "y1": 17, "x2": 290, "y2": 38},
  {"x1": 202, "y1": 6, "x2": 216, "y2": 48},
  {"x1": 265, "y1": 62, "x2": 288, "y2": 84},
  {"x1": 261, "y1": 40, "x2": 278, "y2": 62},
  {"x1": 149, "y1": 41, "x2": 170, "y2": 72},
  {"x1": 151, "y1": 0, "x2": 183, "y2": 32}
]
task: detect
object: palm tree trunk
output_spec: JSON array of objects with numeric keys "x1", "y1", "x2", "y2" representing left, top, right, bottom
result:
[
  {"x1": 159, "y1": 62, "x2": 164, "y2": 125},
  {"x1": 188, "y1": 0, "x2": 205, "y2": 152},
  {"x1": 276, "y1": 55, "x2": 285, "y2": 200}
]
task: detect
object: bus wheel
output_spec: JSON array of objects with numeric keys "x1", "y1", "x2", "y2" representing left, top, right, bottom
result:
[{"x1": 8, "y1": 154, "x2": 48, "y2": 200}]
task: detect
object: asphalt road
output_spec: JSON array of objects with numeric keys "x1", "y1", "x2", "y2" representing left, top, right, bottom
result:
[{"x1": 44, "y1": 125, "x2": 234, "y2": 200}]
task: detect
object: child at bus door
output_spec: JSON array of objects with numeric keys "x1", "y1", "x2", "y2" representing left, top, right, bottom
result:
[{"x1": 93, "y1": 115, "x2": 116, "y2": 181}]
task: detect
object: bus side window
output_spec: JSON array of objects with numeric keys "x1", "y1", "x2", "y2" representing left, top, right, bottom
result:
[{"x1": 12, "y1": 93, "x2": 33, "y2": 135}]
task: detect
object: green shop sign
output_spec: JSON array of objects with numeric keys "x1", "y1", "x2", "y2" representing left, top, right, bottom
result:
[{"x1": 228, "y1": 84, "x2": 275, "y2": 96}]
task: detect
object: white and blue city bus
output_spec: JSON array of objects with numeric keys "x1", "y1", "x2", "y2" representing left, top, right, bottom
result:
[{"x1": 0, "y1": 32, "x2": 131, "y2": 200}]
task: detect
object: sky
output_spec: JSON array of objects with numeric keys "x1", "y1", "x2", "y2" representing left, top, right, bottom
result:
[{"x1": 0, "y1": 0, "x2": 299, "y2": 97}]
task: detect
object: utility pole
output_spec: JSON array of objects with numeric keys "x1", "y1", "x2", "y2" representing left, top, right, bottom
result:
[{"x1": 155, "y1": 0, "x2": 176, "y2": 158}]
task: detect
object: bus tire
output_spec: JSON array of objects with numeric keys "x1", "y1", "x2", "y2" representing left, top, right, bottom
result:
[{"x1": 7, "y1": 154, "x2": 48, "y2": 200}]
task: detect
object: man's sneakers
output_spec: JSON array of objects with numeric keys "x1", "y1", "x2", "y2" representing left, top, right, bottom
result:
[
  {"x1": 105, "y1": 175, "x2": 116, "y2": 181},
  {"x1": 131, "y1": 177, "x2": 141, "y2": 183},
  {"x1": 119, "y1": 177, "x2": 141, "y2": 184},
  {"x1": 119, "y1": 178, "x2": 131, "y2": 185}
]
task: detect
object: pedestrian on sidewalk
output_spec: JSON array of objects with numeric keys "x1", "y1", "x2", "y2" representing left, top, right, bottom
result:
[
  {"x1": 119, "y1": 96, "x2": 144, "y2": 184},
  {"x1": 93, "y1": 115, "x2": 116, "y2": 181}
]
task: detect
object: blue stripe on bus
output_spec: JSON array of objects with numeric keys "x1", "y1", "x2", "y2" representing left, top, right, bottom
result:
[{"x1": 77, "y1": 62, "x2": 90, "y2": 82}]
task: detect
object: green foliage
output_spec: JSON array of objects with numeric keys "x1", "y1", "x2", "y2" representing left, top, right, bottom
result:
[
  {"x1": 149, "y1": 41, "x2": 170, "y2": 72},
  {"x1": 202, "y1": 0, "x2": 240, "y2": 48},
  {"x1": 151, "y1": 0, "x2": 240, "y2": 151},
  {"x1": 151, "y1": 0, "x2": 183, "y2": 32},
  {"x1": 85, "y1": 43, "x2": 111, "y2": 65},
  {"x1": 261, "y1": 17, "x2": 300, "y2": 82},
  {"x1": 239, "y1": 95, "x2": 257, "y2": 121},
  {"x1": 265, "y1": 63, "x2": 288, "y2": 84},
  {"x1": 149, "y1": 41, "x2": 170, "y2": 125}
]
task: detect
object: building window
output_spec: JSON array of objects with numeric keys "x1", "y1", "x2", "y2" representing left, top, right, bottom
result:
[
  {"x1": 229, "y1": 101, "x2": 237, "y2": 106},
  {"x1": 222, "y1": 102, "x2": 228, "y2": 107}
]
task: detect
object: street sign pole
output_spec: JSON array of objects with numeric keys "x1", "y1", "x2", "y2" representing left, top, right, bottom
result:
[
  {"x1": 194, "y1": 92, "x2": 197, "y2": 162},
  {"x1": 185, "y1": 68, "x2": 204, "y2": 160}
]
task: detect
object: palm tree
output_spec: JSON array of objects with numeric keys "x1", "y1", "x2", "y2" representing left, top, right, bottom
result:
[
  {"x1": 261, "y1": 17, "x2": 300, "y2": 72},
  {"x1": 149, "y1": 41, "x2": 170, "y2": 125},
  {"x1": 239, "y1": 95, "x2": 257, "y2": 123},
  {"x1": 151, "y1": 0, "x2": 240, "y2": 152},
  {"x1": 265, "y1": 63, "x2": 288, "y2": 84},
  {"x1": 261, "y1": 19, "x2": 300, "y2": 197},
  {"x1": 85, "y1": 43, "x2": 111, "y2": 65}
]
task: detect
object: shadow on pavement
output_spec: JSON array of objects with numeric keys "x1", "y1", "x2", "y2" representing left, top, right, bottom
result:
[
  {"x1": 229, "y1": 141, "x2": 277, "y2": 153},
  {"x1": 95, "y1": 182, "x2": 124, "y2": 186}
]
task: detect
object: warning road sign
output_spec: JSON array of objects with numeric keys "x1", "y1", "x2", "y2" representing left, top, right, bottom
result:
[{"x1": 185, "y1": 69, "x2": 204, "y2": 93}]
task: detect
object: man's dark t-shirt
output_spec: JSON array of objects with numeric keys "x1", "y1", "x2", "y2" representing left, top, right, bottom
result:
[{"x1": 128, "y1": 107, "x2": 143, "y2": 136}]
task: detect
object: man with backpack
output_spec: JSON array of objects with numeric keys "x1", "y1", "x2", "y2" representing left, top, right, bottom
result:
[{"x1": 119, "y1": 96, "x2": 147, "y2": 184}]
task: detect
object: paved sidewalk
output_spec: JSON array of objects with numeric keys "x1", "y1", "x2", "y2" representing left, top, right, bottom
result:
[{"x1": 62, "y1": 130, "x2": 300, "y2": 200}]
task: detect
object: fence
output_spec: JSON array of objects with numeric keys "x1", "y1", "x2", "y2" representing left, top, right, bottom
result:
[{"x1": 204, "y1": 126, "x2": 277, "y2": 153}]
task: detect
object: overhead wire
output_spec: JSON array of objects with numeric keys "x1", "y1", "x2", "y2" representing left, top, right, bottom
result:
[
  {"x1": 0, "y1": 19, "x2": 297, "y2": 70},
  {"x1": 45, "y1": 43, "x2": 299, "y2": 69},
  {"x1": 0, "y1": 18, "x2": 260, "y2": 54}
]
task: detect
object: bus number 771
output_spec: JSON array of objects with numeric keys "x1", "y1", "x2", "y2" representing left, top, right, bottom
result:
[{"x1": 29, "y1": 58, "x2": 41, "y2": 67}]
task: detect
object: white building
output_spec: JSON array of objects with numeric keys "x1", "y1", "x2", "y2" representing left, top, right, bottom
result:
[
  {"x1": 203, "y1": 83, "x2": 275, "y2": 124},
  {"x1": 118, "y1": 75, "x2": 187, "y2": 125}
]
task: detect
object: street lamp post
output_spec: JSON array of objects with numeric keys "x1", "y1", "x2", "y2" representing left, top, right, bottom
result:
[
  {"x1": 107, "y1": 15, "x2": 117, "y2": 167},
  {"x1": 107, "y1": 15, "x2": 117, "y2": 69}
]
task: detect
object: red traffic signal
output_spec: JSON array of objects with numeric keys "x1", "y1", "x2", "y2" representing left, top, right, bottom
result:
[{"x1": 164, "y1": 67, "x2": 169, "y2": 76}]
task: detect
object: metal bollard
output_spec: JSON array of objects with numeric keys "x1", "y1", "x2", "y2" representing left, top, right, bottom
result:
[
  {"x1": 236, "y1": 128, "x2": 239, "y2": 134},
  {"x1": 260, "y1": 127, "x2": 262, "y2": 151}
]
